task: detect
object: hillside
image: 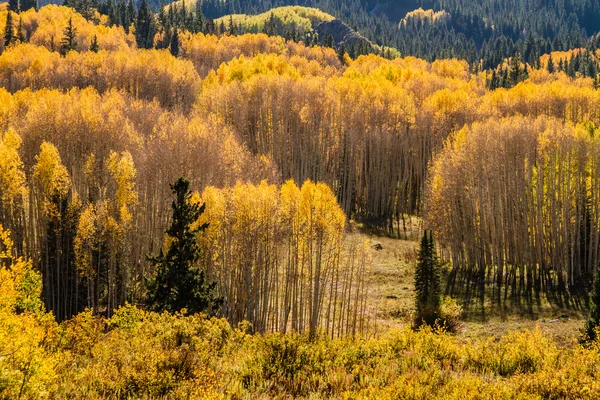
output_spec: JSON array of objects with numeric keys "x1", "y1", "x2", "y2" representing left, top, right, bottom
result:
[
  {"x1": 213, "y1": 6, "x2": 334, "y2": 36},
  {"x1": 177, "y1": 0, "x2": 600, "y2": 67},
  {"x1": 34, "y1": 0, "x2": 600, "y2": 68}
]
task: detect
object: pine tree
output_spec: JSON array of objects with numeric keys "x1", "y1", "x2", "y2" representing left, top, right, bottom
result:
[
  {"x1": 263, "y1": 12, "x2": 275, "y2": 35},
  {"x1": 89, "y1": 34, "x2": 99, "y2": 52},
  {"x1": 17, "y1": 16, "x2": 25, "y2": 43},
  {"x1": 337, "y1": 44, "x2": 346, "y2": 63},
  {"x1": 146, "y1": 177, "x2": 221, "y2": 315},
  {"x1": 582, "y1": 266, "x2": 600, "y2": 342},
  {"x1": 20, "y1": 0, "x2": 37, "y2": 12},
  {"x1": 169, "y1": 28, "x2": 179, "y2": 57},
  {"x1": 60, "y1": 17, "x2": 78, "y2": 56},
  {"x1": 8, "y1": 0, "x2": 19, "y2": 13},
  {"x1": 135, "y1": 0, "x2": 156, "y2": 49},
  {"x1": 509, "y1": 52, "x2": 521, "y2": 86},
  {"x1": 4, "y1": 11, "x2": 15, "y2": 49},
  {"x1": 547, "y1": 54, "x2": 555, "y2": 73},
  {"x1": 414, "y1": 230, "x2": 441, "y2": 327},
  {"x1": 227, "y1": 15, "x2": 236, "y2": 35},
  {"x1": 194, "y1": 0, "x2": 205, "y2": 33},
  {"x1": 108, "y1": 0, "x2": 118, "y2": 26},
  {"x1": 126, "y1": 0, "x2": 135, "y2": 27}
]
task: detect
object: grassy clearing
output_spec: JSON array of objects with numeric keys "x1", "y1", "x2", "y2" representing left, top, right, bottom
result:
[{"x1": 350, "y1": 224, "x2": 588, "y2": 345}]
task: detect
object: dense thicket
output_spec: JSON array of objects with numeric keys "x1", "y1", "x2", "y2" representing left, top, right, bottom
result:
[{"x1": 1, "y1": 258, "x2": 600, "y2": 398}]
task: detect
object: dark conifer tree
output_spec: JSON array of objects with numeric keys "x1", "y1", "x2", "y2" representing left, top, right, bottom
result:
[
  {"x1": 146, "y1": 177, "x2": 221, "y2": 315},
  {"x1": 228, "y1": 15, "x2": 236, "y2": 35},
  {"x1": 4, "y1": 11, "x2": 15, "y2": 49},
  {"x1": 169, "y1": 28, "x2": 179, "y2": 56},
  {"x1": 337, "y1": 44, "x2": 346, "y2": 63},
  {"x1": 17, "y1": 16, "x2": 25, "y2": 43},
  {"x1": 126, "y1": 0, "x2": 135, "y2": 27},
  {"x1": 414, "y1": 230, "x2": 441, "y2": 328},
  {"x1": 194, "y1": 0, "x2": 205, "y2": 33},
  {"x1": 8, "y1": 0, "x2": 19, "y2": 13},
  {"x1": 509, "y1": 52, "x2": 521, "y2": 86},
  {"x1": 20, "y1": 0, "x2": 37, "y2": 11},
  {"x1": 60, "y1": 17, "x2": 78, "y2": 56},
  {"x1": 135, "y1": 0, "x2": 156, "y2": 49},
  {"x1": 547, "y1": 54, "x2": 555, "y2": 73},
  {"x1": 90, "y1": 34, "x2": 99, "y2": 52},
  {"x1": 582, "y1": 266, "x2": 600, "y2": 342}
]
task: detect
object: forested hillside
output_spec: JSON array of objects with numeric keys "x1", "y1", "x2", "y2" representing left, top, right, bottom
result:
[
  {"x1": 28, "y1": 0, "x2": 600, "y2": 70},
  {"x1": 3, "y1": 0, "x2": 600, "y2": 397}
]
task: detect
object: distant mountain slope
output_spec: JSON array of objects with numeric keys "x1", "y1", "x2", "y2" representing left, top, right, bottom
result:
[
  {"x1": 38, "y1": 0, "x2": 600, "y2": 70},
  {"x1": 314, "y1": 19, "x2": 372, "y2": 49},
  {"x1": 213, "y1": 6, "x2": 334, "y2": 36}
]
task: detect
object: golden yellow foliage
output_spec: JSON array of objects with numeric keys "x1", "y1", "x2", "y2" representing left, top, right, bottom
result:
[
  {"x1": 33, "y1": 141, "x2": 71, "y2": 200},
  {"x1": 0, "y1": 129, "x2": 27, "y2": 207}
]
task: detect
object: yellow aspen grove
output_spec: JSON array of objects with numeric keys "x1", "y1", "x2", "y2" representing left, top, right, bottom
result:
[
  {"x1": 427, "y1": 116, "x2": 600, "y2": 300},
  {"x1": 0, "y1": 129, "x2": 28, "y2": 256},
  {"x1": 32, "y1": 142, "x2": 78, "y2": 321},
  {"x1": 197, "y1": 180, "x2": 370, "y2": 336}
]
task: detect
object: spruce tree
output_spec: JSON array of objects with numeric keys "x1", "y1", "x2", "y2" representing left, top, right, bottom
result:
[
  {"x1": 337, "y1": 44, "x2": 346, "y2": 63},
  {"x1": 17, "y1": 16, "x2": 25, "y2": 43},
  {"x1": 4, "y1": 11, "x2": 15, "y2": 49},
  {"x1": 169, "y1": 28, "x2": 179, "y2": 57},
  {"x1": 146, "y1": 177, "x2": 221, "y2": 315},
  {"x1": 414, "y1": 230, "x2": 441, "y2": 327},
  {"x1": 89, "y1": 34, "x2": 99, "y2": 52},
  {"x1": 135, "y1": 0, "x2": 156, "y2": 49},
  {"x1": 194, "y1": 1, "x2": 205, "y2": 33},
  {"x1": 8, "y1": 0, "x2": 19, "y2": 13},
  {"x1": 60, "y1": 17, "x2": 78, "y2": 56},
  {"x1": 509, "y1": 53, "x2": 521, "y2": 86},
  {"x1": 547, "y1": 54, "x2": 555, "y2": 73},
  {"x1": 582, "y1": 266, "x2": 600, "y2": 342},
  {"x1": 20, "y1": 0, "x2": 37, "y2": 12}
]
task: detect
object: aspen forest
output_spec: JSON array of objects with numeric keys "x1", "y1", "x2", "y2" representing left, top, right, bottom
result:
[{"x1": 3, "y1": 0, "x2": 600, "y2": 397}]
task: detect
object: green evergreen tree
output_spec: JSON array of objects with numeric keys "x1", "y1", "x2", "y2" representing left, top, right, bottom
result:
[
  {"x1": 169, "y1": 28, "x2": 179, "y2": 57},
  {"x1": 547, "y1": 54, "x2": 555, "y2": 73},
  {"x1": 17, "y1": 16, "x2": 25, "y2": 43},
  {"x1": 89, "y1": 34, "x2": 99, "y2": 52},
  {"x1": 8, "y1": 0, "x2": 19, "y2": 13},
  {"x1": 20, "y1": 0, "x2": 37, "y2": 12},
  {"x1": 194, "y1": 0, "x2": 205, "y2": 33},
  {"x1": 263, "y1": 12, "x2": 275, "y2": 36},
  {"x1": 4, "y1": 11, "x2": 15, "y2": 49},
  {"x1": 60, "y1": 17, "x2": 78, "y2": 56},
  {"x1": 337, "y1": 44, "x2": 346, "y2": 63},
  {"x1": 146, "y1": 177, "x2": 221, "y2": 315},
  {"x1": 227, "y1": 15, "x2": 236, "y2": 35},
  {"x1": 582, "y1": 266, "x2": 600, "y2": 342},
  {"x1": 509, "y1": 53, "x2": 522, "y2": 86},
  {"x1": 414, "y1": 230, "x2": 441, "y2": 327},
  {"x1": 135, "y1": 0, "x2": 156, "y2": 49}
]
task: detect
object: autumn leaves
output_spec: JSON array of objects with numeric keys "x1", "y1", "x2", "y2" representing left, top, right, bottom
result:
[{"x1": 197, "y1": 180, "x2": 370, "y2": 337}]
